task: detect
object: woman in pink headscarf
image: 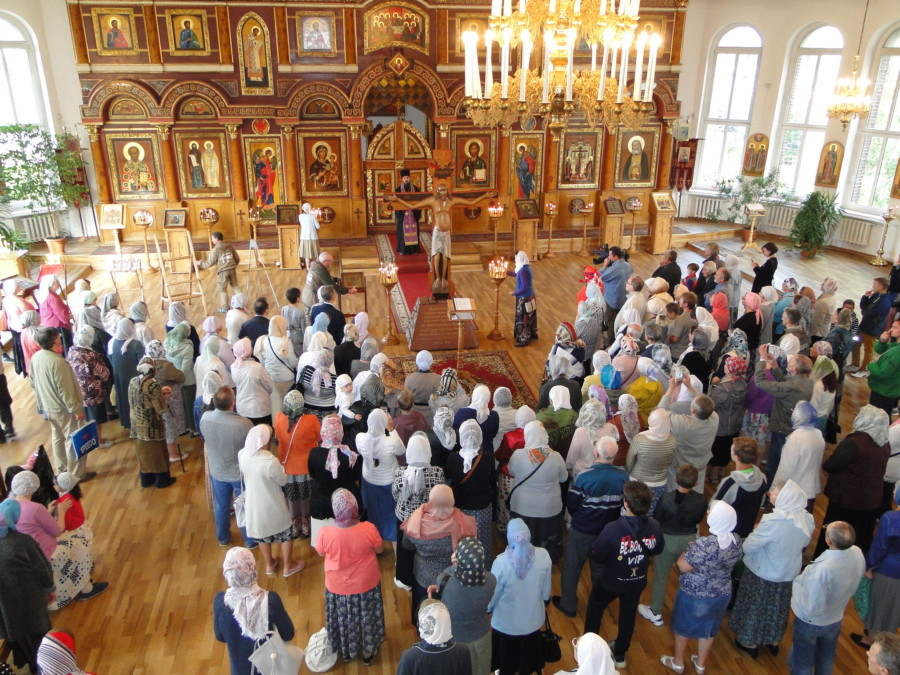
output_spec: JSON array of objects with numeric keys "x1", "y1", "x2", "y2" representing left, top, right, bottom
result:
[
  {"x1": 307, "y1": 415, "x2": 360, "y2": 549},
  {"x1": 734, "y1": 291, "x2": 764, "y2": 350}
]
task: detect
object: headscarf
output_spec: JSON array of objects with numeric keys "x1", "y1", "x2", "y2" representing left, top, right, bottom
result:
[
  {"x1": 523, "y1": 420, "x2": 550, "y2": 463},
  {"x1": 418, "y1": 601, "x2": 453, "y2": 647},
  {"x1": 587, "y1": 386, "x2": 611, "y2": 415},
  {"x1": 321, "y1": 415, "x2": 357, "y2": 479},
  {"x1": 810, "y1": 355, "x2": 838, "y2": 383},
  {"x1": 136, "y1": 355, "x2": 156, "y2": 376},
  {"x1": 707, "y1": 500, "x2": 737, "y2": 549},
  {"x1": 310, "y1": 350, "x2": 334, "y2": 396},
  {"x1": 222, "y1": 547, "x2": 268, "y2": 640},
  {"x1": 641, "y1": 408, "x2": 671, "y2": 441},
  {"x1": 78, "y1": 302, "x2": 104, "y2": 332},
  {"x1": 573, "y1": 633, "x2": 616, "y2": 675},
  {"x1": 549, "y1": 385, "x2": 572, "y2": 412},
  {"x1": 773, "y1": 480, "x2": 814, "y2": 538},
  {"x1": 743, "y1": 292, "x2": 763, "y2": 324},
  {"x1": 202, "y1": 371, "x2": 223, "y2": 405},
  {"x1": 264, "y1": 315, "x2": 289, "y2": 358},
  {"x1": 359, "y1": 374, "x2": 385, "y2": 407},
  {"x1": 493, "y1": 386, "x2": 512, "y2": 409},
  {"x1": 645, "y1": 277, "x2": 668, "y2": 295},
  {"x1": 281, "y1": 390, "x2": 306, "y2": 432},
  {"x1": 710, "y1": 291, "x2": 729, "y2": 319},
  {"x1": 230, "y1": 293, "x2": 246, "y2": 310},
  {"x1": 725, "y1": 253, "x2": 741, "y2": 272},
  {"x1": 354, "y1": 312, "x2": 371, "y2": 342},
  {"x1": 515, "y1": 405, "x2": 536, "y2": 429},
  {"x1": 812, "y1": 341, "x2": 833, "y2": 358},
  {"x1": 201, "y1": 316, "x2": 221, "y2": 338},
  {"x1": 468, "y1": 384, "x2": 491, "y2": 424},
  {"x1": 794, "y1": 294, "x2": 813, "y2": 330},
  {"x1": 334, "y1": 372, "x2": 351, "y2": 393},
  {"x1": 791, "y1": 401, "x2": 818, "y2": 429},
  {"x1": 616, "y1": 394, "x2": 640, "y2": 443},
  {"x1": 505, "y1": 518, "x2": 535, "y2": 579},
  {"x1": 401, "y1": 433, "x2": 432, "y2": 502},
  {"x1": 111, "y1": 317, "x2": 136, "y2": 354},
  {"x1": 163, "y1": 321, "x2": 190, "y2": 354},
  {"x1": 73, "y1": 326, "x2": 94, "y2": 350},
  {"x1": 459, "y1": 419, "x2": 483, "y2": 472},
  {"x1": 35, "y1": 274, "x2": 58, "y2": 304},
  {"x1": 167, "y1": 300, "x2": 189, "y2": 328},
  {"x1": 592, "y1": 350, "x2": 612, "y2": 374},
  {"x1": 341, "y1": 323, "x2": 359, "y2": 344},
  {"x1": 783, "y1": 277, "x2": 799, "y2": 293},
  {"x1": 100, "y1": 292, "x2": 119, "y2": 314},
  {"x1": 619, "y1": 335, "x2": 639, "y2": 357},
  {"x1": 853, "y1": 404, "x2": 890, "y2": 448},
  {"x1": 56, "y1": 472, "x2": 80, "y2": 494},
  {"x1": 835, "y1": 308, "x2": 853, "y2": 330},
  {"x1": 652, "y1": 343, "x2": 673, "y2": 378},
  {"x1": 358, "y1": 409, "x2": 389, "y2": 466},
  {"x1": 555, "y1": 321, "x2": 579, "y2": 348},
  {"x1": 415, "y1": 350, "x2": 434, "y2": 371},
  {"x1": 779, "y1": 334, "x2": 801, "y2": 355},
  {"x1": 514, "y1": 250, "x2": 529, "y2": 273},
  {"x1": 433, "y1": 405, "x2": 457, "y2": 450},
  {"x1": 436, "y1": 367, "x2": 459, "y2": 398},
  {"x1": 232, "y1": 337, "x2": 252, "y2": 368},
  {"x1": 548, "y1": 354, "x2": 573, "y2": 380},
  {"x1": 130, "y1": 301, "x2": 149, "y2": 322},
  {"x1": 311, "y1": 312, "x2": 329, "y2": 335},
  {"x1": 760, "y1": 286, "x2": 779, "y2": 304},
  {"x1": 241, "y1": 424, "x2": 272, "y2": 457},
  {"x1": 359, "y1": 336, "x2": 380, "y2": 362},
  {"x1": 723, "y1": 328, "x2": 749, "y2": 363},
  {"x1": 369, "y1": 352, "x2": 388, "y2": 374},
  {"x1": 307, "y1": 332, "x2": 329, "y2": 354},
  {"x1": 575, "y1": 399, "x2": 608, "y2": 443},
  {"x1": 200, "y1": 336, "x2": 222, "y2": 368},
  {"x1": 332, "y1": 488, "x2": 360, "y2": 528},
  {"x1": 0, "y1": 499, "x2": 21, "y2": 538},
  {"x1": 455, "y1": 536, "x2": 486, "y2": 588},
  {"x1": 637, "y1": 356, "x2": 664, "y2": 384},
  {"x1": 690, "y1": 325, "x2": 712, "y2": 358},
  {"x1": 10, "y1": 470, "x2": 40, "y2": 497},
  {"x1": 402, "y1": 484, "x2": 476, "y2": 548},
  {"x1": 821, "y1": 278, "x2": 838, "y2": 295},
  {"x1": 725, "y1": 355, "x2": 747, "y2": 379}
]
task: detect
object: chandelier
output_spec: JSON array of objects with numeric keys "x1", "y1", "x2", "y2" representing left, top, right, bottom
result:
[
  {"x1": 462, "y1": 0, "x2": 662, "y2": 131},
  {"x1": 826, "y1": 0, "x2": 871, "y2": 131}
]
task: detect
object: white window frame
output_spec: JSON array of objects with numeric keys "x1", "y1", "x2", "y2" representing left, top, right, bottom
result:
[{"x1": 0, "y1": 12, "x2": 51, "y2": 130}]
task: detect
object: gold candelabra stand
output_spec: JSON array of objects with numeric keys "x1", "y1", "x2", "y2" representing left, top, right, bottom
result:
[
  {"x1": 487, "y1": 257, "x2": 509, "y2": 341},
  {"x1": 132, "y1": 209, "x2": 158, "y2": 273},
  {"x1": 199, "y1": 207, "x2": 220, "y2": 249},
  {"x1": 577, "y1": 203, "x2": 595, "y2": 255},
  {"x1": 543, "y1": 202, "x2": 558, "y2": 259},
  {"x1": 488, "y1": 202, "x2": 505, "y2": 257},
  {"x1": 870, "y1": 208, "x2": 897, "y2": 266},
  {"x1": 624, "y1": 197, "x2": 642, "y2": 250},
  {"x1": 379, "y1": 261, "x2": 400, "y2": 345},
  {"x1": 248, "y1": 207, "x2": 261, "y2": 240}
]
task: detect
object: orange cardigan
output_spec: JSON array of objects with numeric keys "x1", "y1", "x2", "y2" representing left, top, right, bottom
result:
[{"x1": 274, "y1": 411, "x2": 321, "y2": 476}]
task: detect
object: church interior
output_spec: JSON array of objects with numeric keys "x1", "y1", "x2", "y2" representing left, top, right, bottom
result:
[{"x1": 0, "y1": 0, "x2": 899, "y2": 672}]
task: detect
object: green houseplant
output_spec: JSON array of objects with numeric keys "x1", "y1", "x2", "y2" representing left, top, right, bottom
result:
[
  {"x1": 710, "y1": 171, "x2": 793, "y2": 225},
  {"x1": 788, "y1": 190, "x2": 843, "y2": 257}
]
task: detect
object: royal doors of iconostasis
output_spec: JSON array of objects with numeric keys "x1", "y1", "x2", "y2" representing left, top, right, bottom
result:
[{"x1": 364, "y1": 120, "x2": 433, "y2": 232}]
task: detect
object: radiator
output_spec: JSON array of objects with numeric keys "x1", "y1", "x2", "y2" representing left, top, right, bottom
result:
[
  {"x1": 765, "y1": 205, "x2": 795, "y2": 233},
  {"x1": 835, "y1": 217, "x2": 872, "y2": 246},
  {"x1": 692, "y1": 196, "x2": 723, "y2": 219},
  {"x1": 16, "y1": 213, "x2": 58, "y2": 241}
]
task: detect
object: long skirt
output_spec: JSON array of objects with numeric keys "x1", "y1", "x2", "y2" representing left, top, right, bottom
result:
[
  {"x1": 514, "y1": 296, "x2": 537, "y2": 347},
  {"x1": 729, "y1": 567, "x2": 792, "y2": 646},
  {"x1": 10, "y1": 329, "x2": 25, "y2": 376},
  {"x1": 491, "y1": 628, "x2": 544, "y2": 675},
  {"x1": 741, "y1": 412, "x2": 771, "y2": 454},
  {"x1": 134, "y1": 439, "x2": 168, "y2": 473},
  {"x1": 300, "y1": 237, "x2": 320, "y2": 260},
  {"x1": 325, "y1": 583, "x2": 386, "y2": 661},
  {"x1": 867, "y1": 571, "x2": 900, "y2": 633},
  {"x1": 49, "y1": 524, "x2": 94, "y2": 610},
  {"x1": 672, "y1": 590, "x2": 730, "y2": 639},
  {"x1": 271, "y1": 379, "x2": 293, "y2": 418},
  {"x1": 283, "y1": 474, "x2": 312, "y2": 537},
  {"x1": 462, "y1": 505, "x2": 494, "y2": 562},
  {"x1": 496, "y1": 473, "x2": 513, "y2": 532},
  {"x1": 162, "y1": 385, "x2": 186, "y2": 444},
  {"x1": 464, "y1": 630, "x2": 493, "y2": 675},
  {"x1": 362, "y1": 480, "x2": 397, "y2": 541},
  {"x1": 512, "y1": 510, "x2": 562, "y2": 563}
]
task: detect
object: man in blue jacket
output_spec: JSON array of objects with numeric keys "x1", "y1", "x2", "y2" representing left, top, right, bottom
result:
[
  {"x1": 552, "y1": 437, "x2": 626, "y2": 619},
  {"x1": 601, "y1": 247, "x2": 633, "y2": 344}
]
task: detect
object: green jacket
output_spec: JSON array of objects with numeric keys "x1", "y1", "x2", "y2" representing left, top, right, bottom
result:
[{"x1": 868, "y1": 340, "x2": 900, "y2": 398}]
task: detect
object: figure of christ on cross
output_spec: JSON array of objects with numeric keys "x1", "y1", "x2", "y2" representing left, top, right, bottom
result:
[{"x1": 384, "y1": 184, "x2": 496, "y2": 296}]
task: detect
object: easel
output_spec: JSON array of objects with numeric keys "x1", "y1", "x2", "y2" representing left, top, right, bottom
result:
[
  {"x1": 109, "y1": 258, "x2": 146, "y2": 304},
  {"x1": 153, "y1": 234, "x2": 208, "y2": 316},
  {"x1": 447, "y1": 297, "x2": 476, "y2": 375},
  {"x1": 244, "y1": 235, "x2": 280, "y2": 311}
]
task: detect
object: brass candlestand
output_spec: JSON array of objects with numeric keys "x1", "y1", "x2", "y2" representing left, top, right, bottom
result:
[
  {"x1": 248, "y1": 207, "x2": 261, "y2": 241},
  {"x1": 132, "y1": 209, "x2": 158, "y2": 273},
  {"x1": 870, "y1": 208, "x2": 896, "y2": 266},
  {"x1": 487, "y1": 256, "x2": 508, "y2": 341},
  {"x1": 199, "y1": 207, "x2": 220, "y2": 249},
  {"x1": 488, "y1": 202, "x2": 505, "y2": 257},
  {"x1": 742, "y1": 214, "x2": 762, "y2": 251},
  {"x1": 624, "y1": 197, "x2": 642, "y2": 250},
  {"x1": 379, "y1": 261, "x2": 400, "y2": 345},
  {"x1": 544, "y1": 201, "x2": 558, "y2": 258},
  {"x1": 577, "y1": 202, "x2": 595, "y2": 255}
]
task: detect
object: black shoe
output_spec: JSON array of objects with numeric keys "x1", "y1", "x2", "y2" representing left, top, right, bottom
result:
[
  {"x1": 735, "y1": 640, "x2": 759, "y2": 659},
  {"x1": 766, "y1": 644, "x2": 780, "y2": 656},
  {"x1": 850, "y1": 633, "x2": 871, "y2": 649},
  {"x1": 4, "y1": 427, "x2": 15, "y2": 438},
  {"x1": 80, "y1": 471, "x2": 98, "y2": 482},
  {"x1": 156, "y1": 476, "x2": 176, "y2": 489},
  {"x1": 551, "y1": 595, "x2": 576, "y2": 619},
  {"x1": 77, "y1": 581, "x2": 109, "y2": 601}
]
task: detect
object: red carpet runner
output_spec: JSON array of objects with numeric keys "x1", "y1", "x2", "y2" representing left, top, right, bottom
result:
[{"x1": 386, "y1": 233, "x2": 431, "y2": 312}]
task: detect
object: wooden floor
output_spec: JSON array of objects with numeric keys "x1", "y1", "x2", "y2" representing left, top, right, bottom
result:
[{"x1": 1, "y1": 233, "x2": 880, "y2": 673}]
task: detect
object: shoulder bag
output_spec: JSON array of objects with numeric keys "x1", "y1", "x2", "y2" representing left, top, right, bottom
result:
[
  {"x1": 304, "y1": 627, "x2": 338, "y2": 673},
  {"x1": 539, "y1": 611, "x2": 562, "y2": 663},
  {"x1": 504, "y1": 456, "x2": 545, "y2": 511},
  {"x1": 234, "y1": 475, "x2": 248, "y2": 528},
  {"x1": 249, "y1": 627, "x2": 304, "y2": 675},
  {"x1": 457, "y1": 452, "x2": 483, "y2": 486},
  {"x1": 267, "y1": 336, "x2": 297, "y2": 377}
]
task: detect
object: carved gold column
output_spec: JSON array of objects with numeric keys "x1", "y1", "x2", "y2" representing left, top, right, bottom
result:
[
  {"x1": 435, "y1": 122, "x2": 452, "y2": 150},
  {"x1": 225, "y1": 124, "x2": 246, "y2": 202},
  {"x1": 281, "y1": 124, "x2": 299, "y2": 202},
  {"x1": 347, "y1": 123, "x2": 366, "y2": 200},
  {"x1": 84, "y1": 124, "x2": 113, "y2": 203},
  {"x1": 657, "y1": 125, "x2": 675, "y2": 190},
  {"x1": 154, "y1": 124, "x2": 180, "y2": 202},
  {"x1": 601, "y1": 129, "x2": 617, "y2": 191}
]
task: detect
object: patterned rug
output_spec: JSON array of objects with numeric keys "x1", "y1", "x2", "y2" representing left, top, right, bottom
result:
[{"x1": 392, "y1": 350, "x2": 537, "y2": 410}]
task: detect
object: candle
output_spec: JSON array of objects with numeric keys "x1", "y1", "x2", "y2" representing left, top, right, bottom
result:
[
  {"x1": 634, "y1": 29, "x2": 647, "y2": 103},
  {"x1": 618, "y1": 0, "x2": 626, "y2": 13},
  {"x1": 485, "y1": 29, "x2": 494, "y2": 94},
  {"x1": 491, "y1": 0, "x2": 501, "y2": 15},
  {"x1": 542, "y1": 32, "x2": 552, "y2": 103},
  {"x1": 598, "y1": 44, "x2": 609, "y2": 99},
  {"x1": 565, "y1": 29, "x2": 576, "y2": 101},
  {"x1": 610, "y1": 44, "x2": 618, "y2": 81},
  {"x1": 503, "y1": 0, "x2": 511, "y2": 16},
  {"x1": 600, "y1": 0, "x2": 607, "y2": 12},
  {"x1": 574, "y1": 0, "x2": 581, "y2": 14},
  {"x1": 520, "y1": 31, "x2": 532, "y2": 102},
  {"x1": 501, "y1": 42, "x2": 510, "y2": 98},
  {"x1": 618, "y1": 31, "x2": 632, "y2": 104},
  {"x1": 591, "y1": 43, "x2": 597, "y2": 71},
  {"x1": 645, "y1": 33, "x2": 661, "y2": 102}
]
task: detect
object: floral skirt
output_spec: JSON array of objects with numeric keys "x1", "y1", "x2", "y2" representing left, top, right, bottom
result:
[
  {"x1": 729, "y1": 567, "x2": 792, "y2": 646},
  {"x1": 162, "y1": 385, "x2": 186, "y2": 444},
  {"x1": 325, "y1": 583, "x2": 386, "y2": 661},
  {"x1": 259, "y1": 525, "x2": 293, "y2": 544},
  {"x1": 50, "y1": 524, "x2": 94, "y2": 610},
  {"x1": 496, "y1": 473, "x2": 514, "y2": 532},
  {"x1": 514, "y1": 296, "x2": 538, "y2": 346},
  {"x1": 741, "y1": 411, "x2": 770, "y2": 450}
]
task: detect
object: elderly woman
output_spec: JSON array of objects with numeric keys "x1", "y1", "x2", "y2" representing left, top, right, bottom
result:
[
  {"x1": 165, "y1": 322, "x2": 198, "y2": 435},
  {"x1": 307, "y1": 415, "x2": 360, "y2": 550},
  {"x1": 37, "y1": 275, "x2": 73, "y2": 353},
  {"x1": 350, "y1": 336, "x2": 380, "y2": 379},
  {"x1": 200, "y1": 315, "x2": 234, "y2": 367},
  {"x1": 195, "y1": 336, "x2": 234, "y2": 395},
  {"x1": 298, "y1": 349, "x2": 337, "y2": 418},
  {"x1": 568, "y1": 398, "x2": 619, "y2": 479},
  {"x1": 446, "y1": 420, "x2": 496, "y2": 560},
  {"x1": 575, "y1": 283, "x2": 606, "y2": 363},
  {"x1": 281, "y1": 288, "x2": 307, "y2": 359},
  {"x1": 109, "y1": 317, "x2": 145, "y2": 430},
  {"x1": 695, "y1": 306, "x2": 720, "y2": 348},
  {"x1": 611, "y1": 334, "x2": 642, "y2": 389},
  {"x1": 130, "y1": 300, "x2": 155, "y2": 346},
  {"x1": 274, "y1": 390, "x2": 321, "y2": 538},
  {"x1": 508, "y1": 420, "x2": 568, "y2": 562},
  {"x1": 707, "y1": 356, "x2": 748, "y2": 484},
  {"x1": 816, "y1": 405, "x2": 891, "y2": 556},
  {"x1": 298, "y1": 202, "x2": 320, "y2": 268},
  {"x1": 304, "y1": 312, "x2": 336, "y2": 353},
  {"x1": 429, "y1": 367, "x2": 470, "y2": 415},
  {"x1": 239, "y1": 424, "x2": 304, "y2": 577},
  {"x1": 509, "y1": 250, "x2": 537, "y2": 346},
  {"x1": 612, "y1": 393, "x2": 641, "y2": 464},
  {"x1": 143, "y1": 343, "x2": 188, "y2": 464},
  {"x1": 166, "y1": 300, "x2": 200, "y2": 356},
  {"x1": 552, "y1": 632, "x2": 616, "y2": 675},
  {"x1": 75, "y1": 291, "x2": 103, "y2": 335},
  {"x1": 757, "y1": 286, "x2": 779, "y2": 346},
  {"x1": 539, "y1": 354, "x2": 584, "y2": 413},
  {"x1": 488, "y1": 518, "x2": 552, "y2": 674},
  {"x1": 730, "y1": 480, "x2": 814, "y2": 658},
  {"x1": 354, "y1": 311, "x2": 377, "y2": 344},
  {"x1": 128, "y1": 356, "x2": 178, "y2": 486},
  {"x1": 810, "y1": 351, "x2": 838, "y2": 433},
  {"x1": 0, "y1": 500, "x2": 54, "y2": 673},
  {"x1": 231, "y1": 338, "x2": 273, "y2": 426},
  {"x1": 357, "y1": 408, "x2": 406, "y2": 548},
  {"x1": 626, "y1": 408, "x2": 675, "y2": 511},
  {"x1": 333, "y1": 323, "x2": 361, "y2": 377},
  {"x1": 213, "y1": 547, "x2": 295, "y2": 675},
  {"x1": 496, "y1": 406, "x2": 537, "y2": 532},
  {"x1": 734, "y1": 291, "x2": 764, "y2": 351},
  {"x1": 679, "y1": 331, "x2": 712, "y2": 390},
  {"x1": 546, "y1": 321, "x2": 586, "y2": 380},
  {"x1": 402, "y1": 484, "x2": 477, "y2": 625},
  {"x1": 225, "y1": 293, "x2": 251, "y2": 344},
  {"x1": 254, "y1": 315, "x2": 298, "y2": 414},
  {"x1": 536, "y1": 385, "x2": 577, "y2": 430},
  {"x1": 427, "y1": 405, "x2": 457, "y2": 470},
  {"x1": 581, "y1": 351, "x2": 611, "y2": 400},
  {"x1": 100, "y1": 292, "x2": 124, "y2": 334},
  {"x1": 398, "y1": 600, "x2": 473, "y2": 674},
  {"x1": 67, "y1": 327, "x2": 114, "y2": 448},
  {"x1": 316, "y1": 489, "x2": 386, "y2": 665},
  {"x1": 661, "y1": 501, "x2": 743, "y2": 674},
  {"x1": 453, "y1": 384, "x2": 499, "y2": 444},
  {"x1": 772, "y1": 402, "x2": 825, "y2": 513},
  {"x1": 393, "y1": 432, "x2": 446, "y2": 590},
  {"x1": 492, "y1": 387, "x2": 518, "y2": 452}
]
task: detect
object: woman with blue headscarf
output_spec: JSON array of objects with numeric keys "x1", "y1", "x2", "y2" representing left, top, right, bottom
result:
[
  {"x1": 303, "y1": 312, "x2": 336, "y2": 353},
  {"x1": 488, "y1": 518, "x2": 552, "y2": 675}
]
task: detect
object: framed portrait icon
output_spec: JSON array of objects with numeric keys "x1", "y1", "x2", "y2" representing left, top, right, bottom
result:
[
  {"x1": 276, "y1": 204, "x2": 300, "y2": 225},
  {"x1": 299, "y1": 132, "x2": 349, "y2": 197},
  {"x1": 451, "y1": 130, "x2": 496, "y2": 190},
  {"x1": 91, "y1": 8, "x2": 138, "y2": 57},
  {"x1": 99, "y1": 204, "x2": 125, "y2": 229},
  {"x1": 515, "y1": 199, "x2": 540, "y2": 220},
  {"x1": 613, "y1": 126, "x2": 661, "y2": 189},
  {"x1": 298, "y1": 12, "x2": 337, "y2": 57},
  {"x1": 163, "y1": 208, "x2": 188, "y2": 228},
  {"x1": 165, "y1": 10, "x2": 211, "y2": 56},
  {"x1": 104, "y1": 132, "x2": 165, "y2": 201},
  {"x1": 604, "y1": 197, "x2": 625, "y2": 215},
  {"x1": 173, "y1": 131, "x2": 231, "y2": 199}
]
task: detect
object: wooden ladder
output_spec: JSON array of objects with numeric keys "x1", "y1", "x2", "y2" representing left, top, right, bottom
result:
[{"x1": 153, "y1": 234, "x2": 208, "y2": 316}]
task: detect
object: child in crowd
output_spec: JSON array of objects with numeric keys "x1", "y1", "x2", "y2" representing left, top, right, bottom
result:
[
  {"x1": 682, "y1": 262, "x2": 699, "y2": 292},
  {"x1": 334, "y1": 374, "x2": 359, "y2": 426}
]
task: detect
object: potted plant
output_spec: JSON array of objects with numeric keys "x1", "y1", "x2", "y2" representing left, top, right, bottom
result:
[
  {"x1": 788, "y1": 190, "x2": 843, "y2": 258},
  {"x1": 0, "y1": 203, "x2": 31, "y2": 276},
  {"x1": 710, "y1": 171, "x2": 793, "y2": 238},
  {"x1": 0, "y1": 124, "x2": 89, "y2": 255}
]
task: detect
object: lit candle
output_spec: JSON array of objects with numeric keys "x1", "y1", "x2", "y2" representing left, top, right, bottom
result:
[
  {"x1": 574, "y1": 0, "x2": 581, "y2": 14},
  {"x1": 609, "y1": 44, "x2": 618, "y2": 81},
  {"x1": 600, "y1": 0, "x2": 607, "y2": 12},
  {"x1": 634, "y1": 29, "x2": 648, "y2": 103},
  {"x1": 618, "y1": 0, "x2": 626, "y2": 13},
  {"x1": 645, "y1": 33, "x2": 661, "y2": 103},
  {"x1": 520, "y1": 31, "x2": 532, "y2": 102},
  {"x1": 501, "y1": 41, "x2": 510, "y2": 98},
  {"x1": 503, "y1": 0, "x2": 511, "y2": 16},
  {"x1": 618, "y1": 31, "x2": 632, "y2": 104},
  {"x1": 630, "y1": 0, "x2": 640, "y2": 15},
  {"x1": 591, "y1": 43, "x2": 597, "y2": 71},
  {"x1": 484, "y1": 29, "x2": 494, "y2": 94},
  {"x1": 491, "y1": 0, "x2": 501, "y2": 15},
  {"x1": 598, "y1": 44, "x2": 609, "y2": 99},
  {"x1": 542, "y1": 31, "x2": 553, "y2": 103},
  {"x1": 566, "y1": 29, "x2": 576, "y2": 101},
  {"x1": 549, "y1": 0, "x2": 556, "y2": 12}
]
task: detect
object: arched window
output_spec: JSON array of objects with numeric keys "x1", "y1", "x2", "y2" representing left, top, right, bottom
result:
[
  {"x1": 774, "y1": 25, "x2": 844, "y2": 197},
  {"x1": 0, "y1": 13, "x2": 50, "y2": 127},
  {"x1": 851, "y1": 26, "x2": 900, "y2": 210},
  {"x1": 696, "y1": 26, "x2": 763, "y2": 187}
]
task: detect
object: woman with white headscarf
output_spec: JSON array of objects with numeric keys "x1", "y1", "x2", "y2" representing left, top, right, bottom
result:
[
  {"x1": 568, "y1": 398, "x2": 619, "y2": 479},
  {"x1": 108, "y1": 317, "x2": 144, "y2": 430},
  {"x1": 130, "y1": 300, "x2": 155, "y2": 347},
  {"x1": 231, "y1": 338, "x2": 274, "y2": 426},
  {"x1": 575, "y1": 282, "x2": 606, "y2": 364},
  {"x1": 37, "y1": 274, "x2": 73, "y2": 354},
  {"x1": 297, "y1": 348, "x2": 336, "y2": 419},
  {"x1": 392, "y1": 432, "x2": 445, "y2": 589},
  {"x1": 350, "y1": 335, "x2": 380, "y2": 380},
  {"x1": 100, "y1": 292, "x2": 125, "y2": 334},
  {"x1": 397, "y1": 600, "x2": 473, "y2": 674},
  {"x1": 67, "y1": 327, "x2": 114, "y2": 449},
  {"x1": 446, "y1": 419, "x2": 496, "y2": 561},
  {"x1": 453, "y1": 384, "x2": 500, "y2": 447},
  {"x1": 200, "y1": 315, "x2": 234, "y2": 367},
  {"x1": 425, "y1": 405, "x2": 458, "y2": 470},
  {"x1": 661, "y1": 501, "x2": 742, "y2": 674},
  {"x1": 357, "y1": 408, "x2": 406, "y2": 550},
  {"x1": 552, "y1": 632, "x2": 616, "y2": 675},
  {"x1": 354, "y1": 311, "x2": 377, "y2": 345},
  {"x1": 581, "y1": 350, "x2": 611, "y2": 400},
  {"x1": 537, "y1": 384, "x2": 577, "y2": 430},
  {"x1": 724, "y1": 254, "x2": 742, "y2": 320},
  {"x1": 195, "y1": 336, "x2": 234, "y2": 395},
  {"x1": 771, "y1": 402, "x2": 824, "y2": 512},
  {"x1": 253, "y1": 315, "x2": 298, "y2": 414},
  {"x1": 627, "y1": 408, "x2": 675, "y2": 510},
  {"x1": 509, "y1": 250, "x2": 537, "y2": 346},
  {"x1": 165, "y1": 321, "x2": 198, "y2": 435},
  {"x1": 546, "y1": 321, "x2": 586, "y2": 379},
  {"x1": 495, "y1": 406, "x2": 537, "y2": 532},
  {"x1": 298, "y1": 202, "x2": 321, "y2": 269},
  {"x1": 213, "y1": 546, "x2": 296, "y2": 675},
  {"x1": 610, "y1": 333, "x2": 641, "y2": 388},
  {"x1": 143, "y1": 342, "x2": 188, "y2": 463},
  {"x1": 488, "y1": 518, "x2": 552, "y2": 674},
  {"x1": 694, "y1": 306, "x2": 720, "y2": 347},
  {"x1": 730, "y1": 480, "x2": 814, "y2": 658},
  {"x1": 508, "y1": 420, "x2": 568, "y2": 562},
  {"x1": 491, "y1": 387, "x2": 518, "y2": 452},
  {"x1": 127, "y1": 357, "x2": 177, "y2": 486},
  {"x1": 810, "y1": 352, "x2": 838, "y2": 433},
  {"x1": 225, "y1": 293, "x2": 251, "y2": 345}
]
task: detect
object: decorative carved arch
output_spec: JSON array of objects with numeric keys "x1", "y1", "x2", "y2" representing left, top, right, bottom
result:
[
  {"x1": 282, "y1": 82, "x2": 352, "y2": 119},
  {"x1": 652, "y1": 78, "x2": 680, "y2": 117},
  {"x1": 107, "y1": 95, "x2": 150, "y2": 120},
  {"x1": 365, "y1": 120, "x2": 431, "y2": 161},
  {"x1": 158, "y1": 81, "x2": 231, "y2": 118},
  {"x1": 81, "y1": 80, "x2": 161, "y2": 121},
  {"x1": 348, "y1": 60, "x2": 451, "y2": 118},
  {"x1": 449, "y1": 84, "x2": 468, "y2": 117}
]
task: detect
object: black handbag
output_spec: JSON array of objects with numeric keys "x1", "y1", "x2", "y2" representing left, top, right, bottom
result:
[{"x1": 539, "y1": 612, "x2": 562, "y2": 663}]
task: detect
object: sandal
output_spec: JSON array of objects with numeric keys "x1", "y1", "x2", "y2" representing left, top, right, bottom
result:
[
  {"x1": 283, "y1": 561, "x2": 306, "y2": 578},
  {"x1": 691, "y1": 655, "x2": 706, "y2": 674},
  {"x1": 265, "y1": 560, "x2": 279, "y2": 576},
  {"x1": 660, "y1": 656, "x2": 684, "y2": 673}
]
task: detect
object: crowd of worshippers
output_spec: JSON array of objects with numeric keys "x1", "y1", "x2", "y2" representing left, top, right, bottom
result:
[{"x1": 3, "y1": 245, "x2": 900, "y2": 674}]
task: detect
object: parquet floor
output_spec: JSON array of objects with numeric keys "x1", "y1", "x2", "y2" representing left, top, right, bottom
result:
[{"x1": 0, "y1": 234, "x2": 881, "y2": 673}]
